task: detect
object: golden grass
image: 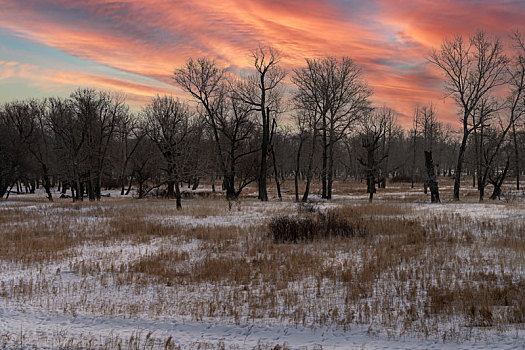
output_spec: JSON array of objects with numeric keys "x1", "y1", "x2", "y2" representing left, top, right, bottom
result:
[{"x1": 1, "y1": 186, "x2": 525, "y2": 342}]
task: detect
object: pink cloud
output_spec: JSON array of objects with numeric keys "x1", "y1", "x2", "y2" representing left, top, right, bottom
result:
[{"x1": 0, "y1": 0, "x2": 523, "y2": 125}]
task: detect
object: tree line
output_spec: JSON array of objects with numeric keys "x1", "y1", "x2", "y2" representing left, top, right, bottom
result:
[{"x1": 1, "y1": 30, "x2": 525, "y2": 206}]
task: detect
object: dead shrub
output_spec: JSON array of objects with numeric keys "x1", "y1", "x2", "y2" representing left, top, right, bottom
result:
[{"x1": 269, "y1": 209, "x2": 366, "y2": 243}]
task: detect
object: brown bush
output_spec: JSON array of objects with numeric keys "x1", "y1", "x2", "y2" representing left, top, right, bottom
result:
[{"x1": 269, "y1": 209, "x2": 367, "y2": 243}]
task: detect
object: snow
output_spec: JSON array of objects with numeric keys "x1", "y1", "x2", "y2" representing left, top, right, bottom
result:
[
  {"x1": 2, "y1": 188, "x2": 525, "y2": 348},
  {"x1": 2, "y1": 307, "x2": 525, "y2": 349},
  {"x1": 0, "y1": 308, "x2": 525, "y2": 349}
]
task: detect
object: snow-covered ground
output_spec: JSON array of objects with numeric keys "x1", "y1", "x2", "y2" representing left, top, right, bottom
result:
[
  {"x1": 2, "y1": 307, "x2": 525, "y2": 349},
  {"x1": 1, "y1": 187, "x2": 525, "y2": 349}
]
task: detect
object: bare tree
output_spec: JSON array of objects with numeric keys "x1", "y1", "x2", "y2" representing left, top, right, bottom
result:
[
  {"x1": 488, "y1": 150, "x2": 511, "y2": 200},
  {"x1": 69, "y1": 89, "x2": 125, "y2": 200},
  {"x1": 470, "y1": 98, "x2": 497, "y2": 201},
  {"x1": 300, "y1": 107, "x2": 322, "y2": 202},
  {"x1": 0, "y1": 106, "x2": 26, "y2": 198},
  {"x1": 325, "y1": 58, "x2": 372, "y2": 199},
  {"x1": 429, "y1": 31, "x2": 509, "y2": 200},
  {"x1": 47, "y1": 97, "x2": 85, "y2": 200},
  {"x1": 174, "y1": 58, "x2": 258, "y2": 199},
  {"x1": 114, "y1": 111, "x2": 144, "y2": 195},
  {"x1": 410, "y1": 106, "x2": 420, "y2": 189},
  {"x1": 291, "y1": 62, "x2": 325, "y2": 202},
  {"x1": 292, "y1": 57, "x2": 371, "y2": 199},
  {"x1": 293, "y1": 110, "x2": 310, "y2": 202},
  {"x1": 233, "y1": 46, "x2": 286, "y2": 201},
  {"x1": 509, "y1": 31, "x2": 525, "y2": 190},
  {"x1": 358, "y1": 107, "x2": 396, "y2": 202},
  {"x1": 3, "y1": 99, "x2": 54, "y2": 200},
  {"x1": 419, "y1": 104, "x2": 441, "y2": 202},
  {"x1": 474, "y1": 95, "x2": 524, "y2": 201},
  {"x1": 141, "y1": 95, "x2": 194, "y2": 209},
  {"x1": 130, "y1": 137, "x2": 161, "y2": 199}
]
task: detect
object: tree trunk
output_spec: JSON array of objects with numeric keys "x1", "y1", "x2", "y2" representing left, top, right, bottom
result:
[
  {"x1": 43, "y1": 173, "x2": 53, "y2": 202},
  {"x1": 366, "y1": 147, "x2": 376, "y2": 202},
  {"x1": 512, "y1": 121, "x2": 520, "y2": 190},
  {"x1": 79, "y1": 181, "x2": 85, "y2": 201},
  {"x1": 424, "y1": 151, "x2": 440, "y2": 203},
  {"x1": 225, "y1": 174, "x2": 236, "y2": 200},
  {"x1": 0, "y1": 182, "x2": 7, "y2": 199},
  {"x1": 479, "y1": 182, "x2": 485, "y2": 201},
  {"x1": 95, "y1": 174, "x2": 102, "y2": 200},
  {"x1": 411, "y1": 129, "x2": 417, "y2": 189},
  {"x1": 175, "y1": 182, "x2": 182, "y2": 209},
  {"x1": 5, "y1": 181, "x2": 16, "y2": 200},
  {"x1": 125, "y1": 175, "x2": 133, "y2": 195},
  {"x1": 302, "y1": 128, "x2": 318, "y2": 202},
  {"x1": 41, "y1": 163, "x2": 53, "y2": 201},
  {"x1": 192, "y1": 177, "x2": 200, "y2": 191},
  {"x1": 87, "y1": 172, "x2": 96, "y2": 201},
  {"x1": 367, "y1": 175, "x2": 375, "y2": 202},
  {"x1": 294, "y1": 138, "x2": 304, "y2": 202},
  {"x1": 321, "y1": 115, "x2": 327, "y2": 199},
  {"x1": 258, "y1": 108, "x2": 270, "y2": 201},
  {"x1": 120, "y1": 177, "x2": 126, "y2": 195},
  {"x1": 327, "y1": 135, "x2": 334, "y2": 200},
  {"x1": 271, "y1": 147, "x2": 282, "y2": 200},
  {"x1": 75, "y1": 172, "x2": 82, "y2": 201},
  {"x1": 138, "y1": 180, "x2": 145, "y2": 199},
  {"x1": 70, "y1": 183, "x2": 75, "y2": 199},
  {"x1": 490, "y1": 159, "x2": 510, "y2": 200},
  {"x1": 167, "y1": 180, "x2": 175, "y2": 199},
  {"x1": 453, "y1": 132, "x2": 469, "y2": 201}
]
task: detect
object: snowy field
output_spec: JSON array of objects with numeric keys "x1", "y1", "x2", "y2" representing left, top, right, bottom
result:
[{"x1": 1, "y1": 183, "x2": 525, "y2": 349}]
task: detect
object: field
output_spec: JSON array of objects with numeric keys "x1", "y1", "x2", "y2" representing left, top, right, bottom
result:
[{"x1": 1, "y1": 179, "x2": 525, "y2": 349}]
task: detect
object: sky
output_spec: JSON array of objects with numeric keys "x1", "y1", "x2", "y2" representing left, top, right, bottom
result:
[{"x1": 0, "y1": 0, "x2": 524, "y2": 126}]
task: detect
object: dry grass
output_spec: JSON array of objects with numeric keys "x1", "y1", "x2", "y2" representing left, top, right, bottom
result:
[
  {"x1": 1, "y1": 185, "x2": 525, "y2": 345},
  {"x1": 0, "y1": 329, "x2": 291, "y2": 350}
]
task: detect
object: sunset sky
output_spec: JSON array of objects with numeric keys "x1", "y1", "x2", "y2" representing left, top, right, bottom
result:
[{"x1": 1, "y1": 0, "x2": 524, "y2": 126}]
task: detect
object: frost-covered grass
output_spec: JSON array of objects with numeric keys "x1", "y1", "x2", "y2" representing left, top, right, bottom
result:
[{"x1": 1, "y1": 181, "x2": 525, "y2": 349}]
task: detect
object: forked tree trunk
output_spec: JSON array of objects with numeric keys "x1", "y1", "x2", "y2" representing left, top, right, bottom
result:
[
  {"x1": 192, "y1": 177, "x2": 200, "y2": 191},
  {"x1": 490, "y1": 159, "x2": 510, "y2": 200}
]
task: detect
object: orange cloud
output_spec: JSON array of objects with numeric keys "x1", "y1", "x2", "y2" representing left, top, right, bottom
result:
[{"x1": 0, "y1": 0, "x2": 523, "y2": 126}]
